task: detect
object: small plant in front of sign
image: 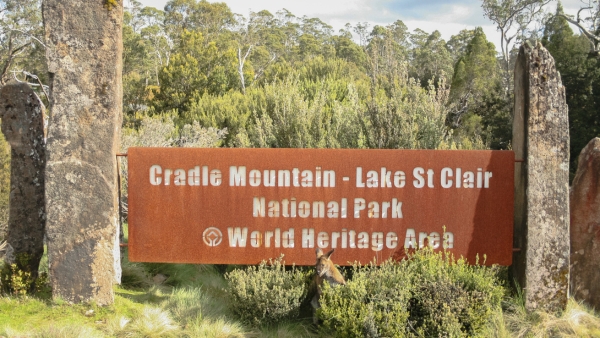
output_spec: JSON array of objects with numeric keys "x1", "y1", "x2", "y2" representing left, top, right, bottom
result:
[{"x1": 225, "y1": 255, "x2": 309, "y2": 326}]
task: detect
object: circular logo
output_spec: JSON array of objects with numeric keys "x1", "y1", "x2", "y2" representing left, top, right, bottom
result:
[{"x1": 202, "y1": 227, "x2": 223, "y2": 247}]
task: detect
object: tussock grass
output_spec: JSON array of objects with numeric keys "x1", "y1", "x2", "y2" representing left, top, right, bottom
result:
[
  {"x1": 258, "y1": 321, "x2": 318, "y2": 338},
  {"x1": 31, "y1": 324, "x2": 105, "y2": 338},
  {"x1": 503, "y1": 298, "x2": 600, "y2": 337},
  {"x1": 195, "y1": 264, "x2": 229, "y2": 293},
  {"x1": 125, "y1": 306, "x2": 180, "y2": 337},
  {"x1": 162, "y1": 287, "x2": 203, "y2": 324},
  {"x1": 185, "y1": 317, "x2": 253, "y2": 338},
  {"x1": 103, "y1": 315, "x2": 131, "y2": 336},
  {"x1": 142, "y1": 263, "x2": 204, "y2": 287}
]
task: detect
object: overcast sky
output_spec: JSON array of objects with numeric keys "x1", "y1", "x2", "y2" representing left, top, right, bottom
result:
[{"x1": 132, "y1": 0, "x2": 588, "y2": 53}]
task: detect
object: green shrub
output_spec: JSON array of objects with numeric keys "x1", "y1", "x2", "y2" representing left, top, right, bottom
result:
[
  {"x1": 408, "y1": 278, "x2": 469, "y2": 337},
  {"x1": 225, "y1": 256, "x2": 308, "y2": 326},
  {"x1": 317, "y1": 249, "x2": 504, "y2": 337},
  {"x1": 318, "y1": 260, "x2": 412, "y2": 337}
]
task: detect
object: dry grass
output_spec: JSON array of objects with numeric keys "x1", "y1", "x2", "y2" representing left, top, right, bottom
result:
[{"x1": 502, "y1": 298, "x2": 600, "y2": 337}]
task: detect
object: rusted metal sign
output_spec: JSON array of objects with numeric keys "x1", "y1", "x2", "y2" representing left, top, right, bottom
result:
[{"x1": 127, "y1": 148, "x2": 514, "y2": 266}]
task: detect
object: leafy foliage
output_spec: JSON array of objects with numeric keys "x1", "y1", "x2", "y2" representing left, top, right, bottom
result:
[
  {"x1": 225, "y1": 256, "x2": 309, "y2": 326},
  {"x1": 0, "y1": 0, "x2": 46, "y2": 87},
  {"x1": 317, "y1": 249, "x2": 504, "y2": 337},
  {"x1": 117, "y1": 0, "x2": 497, "y2": 151},
  {"x1": 318, "y1": 260, "x2": 412, "y2": 337},
  {"x1": 0, "y1": 258, "x2": 49, "y2": 296},
  {"x1": 448, "y1": 28, "x2": 510, "y2": 149}
]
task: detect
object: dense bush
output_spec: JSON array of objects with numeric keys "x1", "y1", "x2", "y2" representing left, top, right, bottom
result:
[
  {"x1": 318, "y1": 260, "x2": 412, "y2": 337},
  {"x1": 225, "y1": 256, "x2": 309, "y2": 326},
  {"x1": 317, "y1": 249, "x2": 504, "y2": 337}
]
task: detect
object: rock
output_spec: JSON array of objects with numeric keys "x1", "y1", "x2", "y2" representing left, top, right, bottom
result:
[
  {"x1": 153, "y1": 273, "x2": 167, "y2": 285},
  {"x1": 570, "y1": 137, "x2": 600, "y2": 309},
  {"x1": 512, "y1": 42, "x2": 570, "y2": 312},
  {"x1": 0, "y1": 83, "x2": 46, "y2": 292},
  {"x1": 43, "y1": 1, "x2": 123, "y2": 305}
]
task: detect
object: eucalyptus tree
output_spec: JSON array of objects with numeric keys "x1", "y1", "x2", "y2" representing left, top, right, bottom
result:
[
  {"x1": 555, "y1": 0, "x2": 600, "y2": 57},
  {"x1": 543, "y1": 3, "x2": 600, "y2": 176},
  {"x1": 0, "y1": 0, "x2": 45, "y2": 89},
  {"x1": 448, "y1": 28, "x2": 508, "y2": 148},
  {"x1": 298, "y1": 16, "x2": 335, "y2": 59},
  {"x1": 233, "y1": 10, "x2": 282, "y2": 93},
  {"x1": 446, "y1": 29, "x2": 477, "y2": 63},
  {"x1": 481, "y1": 0, "x2": 551, "y2": 93},
  {"x1": 139, "y1": 6, "x2": 172, "y2": 81},
  {"x1": 409, "y1": 29, "x2": 453, "y2": 87},
  {"x1": 365, "y1": 23, "x2": 410, "y2": 92},
  {"x1": 164, "y1": 0, "x2": 235, "y2": 45},
  {"x1": 122, "y1": 1, "x2": 172, "y2": 121},
  {"x1": 332, "y1": 31, "x2": 366, "y2": 70}
]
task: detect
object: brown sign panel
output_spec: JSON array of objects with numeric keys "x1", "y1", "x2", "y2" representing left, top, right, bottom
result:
[{"x1": 127, "y1": 148, "x2": 514, "y2": 266}]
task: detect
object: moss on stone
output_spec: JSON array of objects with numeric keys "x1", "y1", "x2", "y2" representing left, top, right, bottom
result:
[{"x1": 104, "y1": 0, "x2": 118, "y2": 10}]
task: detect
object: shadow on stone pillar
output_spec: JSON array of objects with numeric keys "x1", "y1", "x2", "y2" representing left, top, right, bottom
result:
[{"x1": 0, "y1": 82, "x2": 46, "y2": 293}]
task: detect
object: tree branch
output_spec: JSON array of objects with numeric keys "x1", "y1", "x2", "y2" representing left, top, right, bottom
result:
[
  {"x1": 557, "y1": 13, "x2": 600, "y2": 45},
  {"x1": 9, "y1": 29, "x2": 47, "y2": 48}
]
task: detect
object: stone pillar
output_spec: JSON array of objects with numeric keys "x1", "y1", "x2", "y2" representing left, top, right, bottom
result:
[
  {"x1": 0, "y1": 83, "x2": 46, "y2": 292},
  {"x1": 570, "y1": 137, "x2": 600, "y2": 309},
  {"x1": 43, "y1": 1, "x2": 123, "y2": 305},
  {"x1": 512, "y1": 42, "x2": 570, "y2": 312}
]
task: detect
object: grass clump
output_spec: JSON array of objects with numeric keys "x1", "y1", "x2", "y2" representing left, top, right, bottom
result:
[
  {"x1": 184, "y1": 317, "x2": 250, "y2": 338},
  {"x1": 318, "y1": 248, "x2": 504, "y2": 337},
  {"x1": 123, "y1": 306, "x2": 180, "y2": 337},
  {"x1": 225, "y1": 255, "x2": 308, "y2": 327},
  {"x1": 503, "y1": 296, "x2": 600, "y2": 337}
]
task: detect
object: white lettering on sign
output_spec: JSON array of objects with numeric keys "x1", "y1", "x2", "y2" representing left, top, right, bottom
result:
[
  {"x1": 252, "y1": 196, "x2": 400, "y2": 219},
  {"x1": 404, "y1": 228, "x2": 454, "y2": 249},
  {"x1": 412, "y1": 167, "x2": 435, "y2": 188},
  {"x1": 149, "y1": 165, "x2": 493, "y2": 190},
  {"x1": 253, "y1": 197, "x2": 350, "y2": 218},
  {"x1": 353, "y1": 198, "x2": 402, "y2": 219},
  {"x1": 356, "y1": 167, "x2": 406, "y2": 188},
  {"x1": 223, "y1": 226, "x2": 451, "y2": 252},
  {"x1": 227, "y1": 227, "x2": 295, "y2": 248},
  {"x1": 145, "y1": 162, "x2": 488, "y2": 258},
  {"x1": 298, "y1": 228, "x2": 400, "y2": 251},
  {"x1": 149, "y1": 165, "x2": 222, "y2": 186},
  {"x1": 227, "y1": 166, "x2": 335, "y2": 187}
]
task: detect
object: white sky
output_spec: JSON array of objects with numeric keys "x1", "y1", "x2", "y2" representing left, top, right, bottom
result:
[{"x1": 132, "y1": 0, "x2": 589, "y2": 54}]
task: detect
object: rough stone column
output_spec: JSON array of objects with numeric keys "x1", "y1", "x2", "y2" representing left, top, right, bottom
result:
[
  {"x1": 570, "y1": 137, "x2": 600, "y2": 309},
  {"x1": 0, "y1": 83, "x2": 46, "y2": 291},
  {"x1": 512, "y1": 42, "x2": 570, "y2": 312},
  {"x1": 43, "y1": 1, "x2": 123, "y2": 305}
]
